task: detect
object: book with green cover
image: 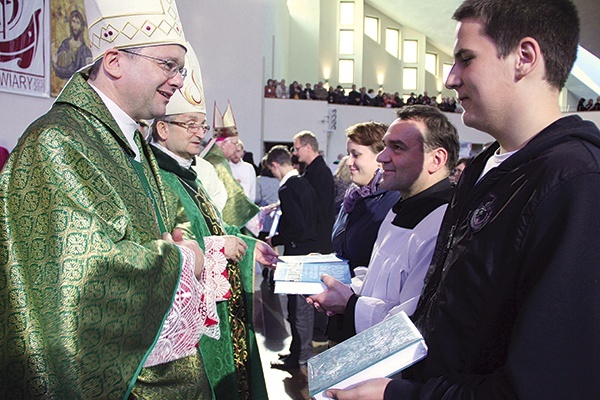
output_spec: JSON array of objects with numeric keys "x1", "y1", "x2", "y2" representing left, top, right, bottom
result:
[
  {"x1": 308, "y1": 311, "x2": 427, "y2": 399},
  {"x1": 273, "y1": 253, "x2": 351, "y2": 295}
]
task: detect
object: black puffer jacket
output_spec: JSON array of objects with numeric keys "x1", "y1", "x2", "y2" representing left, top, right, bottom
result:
[{"x1": 386, "y1": 115, "x2": 600, "y2": 399}]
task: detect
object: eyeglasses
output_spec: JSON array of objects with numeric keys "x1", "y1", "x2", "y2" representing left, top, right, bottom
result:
[
  {"x1": 166, "y1": 120, "x2": 210, "y2": 134},
  {"x1": 121, "y1": 49, "x2": 187, "y2": 79},
  {"x1": 291, "y1": 143, "x2": 307, "y2": 153}
]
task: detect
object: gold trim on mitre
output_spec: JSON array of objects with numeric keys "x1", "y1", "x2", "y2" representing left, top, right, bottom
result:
[
  {"x1": 84, "y1": 0, "x2": 187, "y2": 61},
  {"x1": 165, "y1": 42, "x2": 206, "y2": 115},
  {"x1": 213, "y1": 100, "x2": 238, "y2": 139}
]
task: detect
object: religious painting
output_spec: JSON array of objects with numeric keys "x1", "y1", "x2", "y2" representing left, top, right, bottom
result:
[
  {"x1": 0, "y1": 0, "x2": 50, "y2": 97},
  {"x1": 50, "y1": 0, "x2": 91, "y2": 97}
]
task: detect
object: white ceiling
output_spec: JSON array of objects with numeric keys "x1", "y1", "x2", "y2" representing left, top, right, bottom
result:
[
  {"x1": 366, "y1": 0, "x2": 462, "y2": 56},
  {"x1": 366, "y1": 0, "x2": 600, "y2": 99},
  {"x1": 366, "y1": 0, "x2": 599, "y2": 58}
]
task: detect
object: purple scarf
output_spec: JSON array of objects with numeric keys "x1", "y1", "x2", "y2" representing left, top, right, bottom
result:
[{"x1": 342, "y1": 169, "x2": 383, "y2": 213}]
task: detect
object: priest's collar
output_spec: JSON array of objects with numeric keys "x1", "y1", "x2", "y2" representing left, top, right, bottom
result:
[
  {"x1": 391, "y1": 179, "x2": 454, "y2": 229},
  {"x1": 150, "y1": 141, "x2": 193, "y2": 169}
]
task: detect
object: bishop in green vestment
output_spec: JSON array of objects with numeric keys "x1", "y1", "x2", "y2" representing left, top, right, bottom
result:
[
  {"x1": 203, "y1": 101, "x2": 260, "y2": 229},
  {"x1": 0, "y1": 18, "x2": 214, "y2": 398}
]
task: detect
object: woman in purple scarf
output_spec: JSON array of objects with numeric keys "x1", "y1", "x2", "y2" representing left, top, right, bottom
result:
[{"x1": 332, "y1": 122, "x2": 401, "y2": 274}]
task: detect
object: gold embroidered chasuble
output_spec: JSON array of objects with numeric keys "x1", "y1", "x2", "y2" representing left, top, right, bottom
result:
[{"x1": 0, "y1": 71, "x2": 209, "y2": 399}]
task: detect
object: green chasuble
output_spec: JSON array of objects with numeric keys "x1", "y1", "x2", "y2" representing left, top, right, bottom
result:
[
  {"x1": 203, "y1": 144, "x2": 259, "y2": 228},
  {"x1": 151, "y1": 146, "x2": 268, "y2": 400},
  {"x1": 0, "y1": 71, "x2": 209, "y2": 399}
]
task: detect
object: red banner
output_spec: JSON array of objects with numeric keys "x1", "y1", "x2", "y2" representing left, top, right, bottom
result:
[{"x1": 0, "y1": 0, "x2": 49, "y2": 97}]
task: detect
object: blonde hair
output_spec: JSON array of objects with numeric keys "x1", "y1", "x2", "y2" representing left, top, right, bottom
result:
[{"x1": 334, "y1": 155, "x2": 352, "y2": 183}]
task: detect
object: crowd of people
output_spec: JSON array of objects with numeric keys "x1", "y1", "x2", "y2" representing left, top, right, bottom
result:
[
  {"x1": 2, "y1": 0, "x2": 600, "y2": 399},
  {"x1": 265, "y1": 78, "x2": 461, "y2": 112},
  {"x1": 577, "y1": 96, "x2": 600, "y2": 111}
]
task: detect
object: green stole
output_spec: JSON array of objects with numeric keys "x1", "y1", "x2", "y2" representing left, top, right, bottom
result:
[{"x1": 152, "y1": 146, "x2": 268, "y2": 400}]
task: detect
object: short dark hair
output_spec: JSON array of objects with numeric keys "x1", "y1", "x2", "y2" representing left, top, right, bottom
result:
[
  {"x1": 293, "y1": 131, "x2": 319, "y2": 152},
  {"x1": 346, "y1": 121, "x2": 388, "y2": 154},
  {"x1": 453, "y1": 0, "x2": 579, "y2": 90},
  {"x1": 396, "y1": 105, "x2": 460, "y2": 170},
  {"x1": 88, "y1": 58, "x2": 103, "y2": 81},
  {"x1": 455, "y1": 157, "x2": 472, "y2": 168},
  {"x1": 266, "y1": 145, "x2": 292, "y2": 166}
]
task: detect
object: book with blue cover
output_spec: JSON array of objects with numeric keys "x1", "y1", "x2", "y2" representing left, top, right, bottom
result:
[
  {"x1": 308, "y1": 311, "x2": 427, "y2": 399},
  {"x1": 273, "y1": 253, "x2": 351, "y2": 294}
]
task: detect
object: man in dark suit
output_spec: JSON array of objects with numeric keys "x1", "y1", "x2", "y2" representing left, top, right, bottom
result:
[
  {"x1": 292, "y1": 130, "x2": 335, "y2": 344},
  {"x1": 266, "y1": 145, "x2": 320, "y2": 371},
  {"x1": 347, "y1": 84, "x2": 361, "y2": 105},
  {"x1": 292, "y1": 131, "x2": 335, "y2": 254},
  {"x1": 302, "y1": 83, "x2": 316, "y2": 100}
]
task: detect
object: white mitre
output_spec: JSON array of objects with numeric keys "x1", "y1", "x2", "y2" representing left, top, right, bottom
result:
[
  {"x1": 84, "y1": 0, "x2": 187, "y2": 61},
  {"x1": 166, "y1": 42, "x2": 206, "y2": 115}
]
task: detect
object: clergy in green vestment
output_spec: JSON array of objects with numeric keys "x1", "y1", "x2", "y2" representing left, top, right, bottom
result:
[
  {"x1": 148, "y1": 43, "x2": 278, "y2": 400},
  {"x1": 0, "y1": 1, "x2": 215, "y2": 398}
]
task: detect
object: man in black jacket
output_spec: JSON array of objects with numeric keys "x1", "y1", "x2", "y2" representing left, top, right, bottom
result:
[
  {"x1": 292, "y1": 130, "x2": 335, "y2": 344},
  {"x1": 266, "y1": 145, "x2": 320, "y2": 371},
  {"x1": 327, "y1": 0, "x2": 600, "y2": 399},
  {"x1": 292, "y1": 130, "x2": 335, "y2": 254}
]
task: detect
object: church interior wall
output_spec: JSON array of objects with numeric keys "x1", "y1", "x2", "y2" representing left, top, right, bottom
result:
[{"x1": 0, "y1": 0, "x2": 596, "y2": 165}]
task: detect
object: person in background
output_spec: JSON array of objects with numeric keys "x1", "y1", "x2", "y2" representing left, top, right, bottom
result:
[
  {"x1": 276, "y1": 78, "x2": 290, "y2": 99},
  {"x1": 292, "y1": 131, "x2": 335, "y2": 254},
  {"x1": 584, "y1": 98, "x2": 594, "y2": 111},
  {"x1": 347, "y1": 84, "x2": 361, "y2": 105},
  {"x1": 314, "y1": 81, "x2": 328, "y2": 101},
  {"x1": 327, "y1": 0, "x2": 600, "y2": 398},
  {"x1": 332, "y1": 155, "x2": 353, "y2": 216},
  {"x1": 203, "y1": 101, "x2": 260, "y2": 229},
  {"x1": 255, "y1": 155, "x2": 280, "y2": 241},
  {"x1": 289, "y1": 80, "x2": 302, "y2": 99},
  {"x1": 302, "y1": 83, "x2": 315, "y2": 100},
  {"x1": 264, "y1": 78, "x2": 276, "y2": 98},
  {"x1": 448, "y1": 156, "x2": 470, "y2": 185},
  {"x1": 266, "y1": 145, "x2": 320, "y2": 371},
  {"x1": 292, "y1": 130, "x2": 335, "y2": 344},
  {"x1": 291, "y1": 153, "x2": 306, "y2": 174},
  {"x1": 192, "y1": 151, "x2": 228, "y2": 214},
  {"x1": 394, "y1": 92, "x2": 405, "y2": 108},
  {"x1": 228, "y1": 140, "x2": 257, "y2": 201}
]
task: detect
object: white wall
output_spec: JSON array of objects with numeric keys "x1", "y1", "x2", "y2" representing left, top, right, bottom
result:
[
  {"x1": 179, "y1": 0, "x2": 268, "y2": 160},
  {"x1": 0, "y1": 94, "x2": 53, "y2": 150}
]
